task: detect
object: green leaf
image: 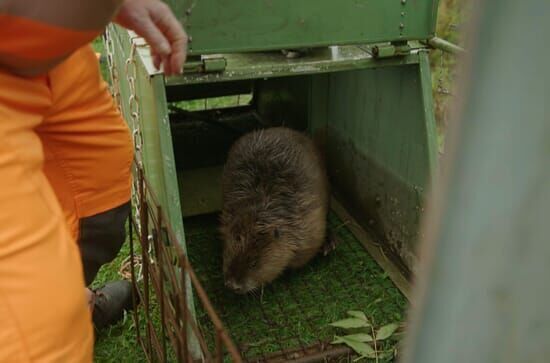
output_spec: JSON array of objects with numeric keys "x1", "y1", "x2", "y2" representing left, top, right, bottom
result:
[
  {"x1": 332, "y1": 333, "x2": 373, "y2": 344},
  {"x1": 377, "y1": 350, "x2": 395, "y2": 360},
  {"x1": 329, "y1": 318, "x2": 370, "y2": 329},
  {"x1": 364, "y1": 351, "x2": 378, "y2": 359},
  {"x1": 375, "y1": 323, "x2": 399, "y2": 341},
  {"x1": 347, "y1": 310, "x2": 368, "y2": 321},
  {"x1": 333, "y1": 336, "x2": 375, "y2": 357}
]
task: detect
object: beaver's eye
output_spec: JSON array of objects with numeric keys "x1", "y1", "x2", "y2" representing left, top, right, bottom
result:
[
  {"x1": 273, "y1": 228, "x2": 280, "y2": 239},
  {"x1": 249, "y1": 260, "x2": 257, "y2": 269}
]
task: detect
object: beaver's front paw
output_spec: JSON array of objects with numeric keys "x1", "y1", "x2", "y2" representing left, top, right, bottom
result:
[{"x1": 322, "y1": 230, "x2": 338, "y2": 256}]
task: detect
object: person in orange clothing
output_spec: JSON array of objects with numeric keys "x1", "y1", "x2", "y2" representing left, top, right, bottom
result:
[{"x1": 0, "y1": 0, "x2": 187, "y2": 361}]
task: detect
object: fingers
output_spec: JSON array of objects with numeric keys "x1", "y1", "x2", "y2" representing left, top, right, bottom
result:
[
  {"x1": 117, "y1": 0, "x2": 187, "y2": 76},
  {"x1": 169, "y1": 32, "x2": 187, "y2": 74},
  {"x1": 138, "y1": 15, "x2": 172, "y2": 58},
  {"x1": 152, "y1": 51, "x2": 175, "y2": 75},
  {"x1": 149, "y1": 1, "x2": 188, "y2": 75},
  {"x1": 163, "y1": 56, "x2": 172, "y2": 76},
  {"x1": 151, "y1": 51, "x2": 162, "y2": 71}
]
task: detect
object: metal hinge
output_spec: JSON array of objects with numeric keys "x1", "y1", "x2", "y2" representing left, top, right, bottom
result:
[{"x1": 183, "y1": 56, "x2": 227, "y2": 73}]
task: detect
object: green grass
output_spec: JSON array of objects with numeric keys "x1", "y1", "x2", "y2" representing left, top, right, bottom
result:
[
  {"x1": 92, "y1": 216, "x2": 406, "y2": 362},
  {"x1": 186, "y1": 212, "x2": 406, "y2": 362},
  {"x1": 93, "y1": 37, "x2": 111, "y2": 85},
  {"x1": 92, "y1": 241, "x2": 148, "y2": 363}
]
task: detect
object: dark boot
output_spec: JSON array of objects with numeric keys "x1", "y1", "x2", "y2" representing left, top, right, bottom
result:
[
  {"x1": 91, "y1": 280, "x2": 136, "y2": 330},
  {"x1": 78, "y1": 201, "x2": 138, "y2": 330}
]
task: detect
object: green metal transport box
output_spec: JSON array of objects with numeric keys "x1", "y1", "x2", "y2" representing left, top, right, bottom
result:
[
  {"x1": 105, "y1": 0, "x2": 444, "y2": 360},
  {"x1": 162, "y1": 0, "x2": 439, "y2": 55}
]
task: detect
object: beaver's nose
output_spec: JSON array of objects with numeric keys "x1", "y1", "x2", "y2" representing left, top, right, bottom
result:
[{"x1": 225, "y1": 279, "x2": 244, "y2": 293}]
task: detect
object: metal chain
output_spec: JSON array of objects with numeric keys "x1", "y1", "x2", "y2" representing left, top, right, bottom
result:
[
  {"x1": 124, "y1": 40, "x2": 145, "y2": 236},
  {"x1": 103, "y1": 29, "x2": 142, "y2": 233},
  {"x1": 103, "y1": 29, "x2": 122, "y2": 110},
  {"x1": 105, "y1": 29, "x2": 154, "y2": 264},
  {"x1": 103, "y1": 29, "x2": 148, "y2": 262},
  {"x1": 125, "y1": 42, "x2": 144, "y2": 164}
]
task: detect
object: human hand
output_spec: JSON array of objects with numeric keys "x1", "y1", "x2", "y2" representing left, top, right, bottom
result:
[{"x1": 114, "y1": 0, "x2": 188, "y2": 76}]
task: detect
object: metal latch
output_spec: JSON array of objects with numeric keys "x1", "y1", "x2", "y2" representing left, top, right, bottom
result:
[
  {"x1": 183, "y1": 56, "x2": 227, "y2": 73},
  {"x1": 371, "y1": 42, "x2": 412, "y2": 59}
]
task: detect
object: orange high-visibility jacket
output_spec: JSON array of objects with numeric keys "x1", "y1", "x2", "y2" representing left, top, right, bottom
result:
[{"x1": 0, "y1": 0, "x2": 123, "y2": 76}]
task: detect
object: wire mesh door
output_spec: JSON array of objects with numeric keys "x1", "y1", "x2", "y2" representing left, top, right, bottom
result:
[{"x1": 128, "y1": 162, "x2": 242, "y2": 363}]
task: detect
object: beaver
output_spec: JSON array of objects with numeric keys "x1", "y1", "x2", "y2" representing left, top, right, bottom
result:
[{"x1": 220, "y1": 126, "x2": 331, "y2": 294}]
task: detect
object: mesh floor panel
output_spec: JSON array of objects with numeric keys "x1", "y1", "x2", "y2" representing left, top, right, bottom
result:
[{"x1": 185, "y1": 212, "x2": 407, "y2": 362}]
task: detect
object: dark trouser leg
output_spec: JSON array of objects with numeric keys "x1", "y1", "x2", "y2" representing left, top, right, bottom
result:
[{"x1": 78, "y1": 201, "x2": 130, "y2": 286}]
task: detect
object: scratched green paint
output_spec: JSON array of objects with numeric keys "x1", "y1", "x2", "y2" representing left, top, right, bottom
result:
[{"x1": 163, "y1": 0, "x2": 439, "y2": 55}]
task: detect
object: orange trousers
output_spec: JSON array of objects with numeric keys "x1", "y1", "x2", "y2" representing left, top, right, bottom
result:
[{"x1": 0, "y1": 45, "x2": 133, "y2": 362}]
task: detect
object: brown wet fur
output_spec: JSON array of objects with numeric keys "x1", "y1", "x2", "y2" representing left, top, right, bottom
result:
[{"x1": 220, "y1": 127, "x2": 329, "y2": 293}]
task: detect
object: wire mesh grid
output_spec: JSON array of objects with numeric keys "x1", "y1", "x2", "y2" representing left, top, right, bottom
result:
[
  {"x1": 184, "y1": 211, "x2": 407, "y2": 362},
  {"x1": 128, "y1": 161, "x2": 408, "y2": 362}
]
